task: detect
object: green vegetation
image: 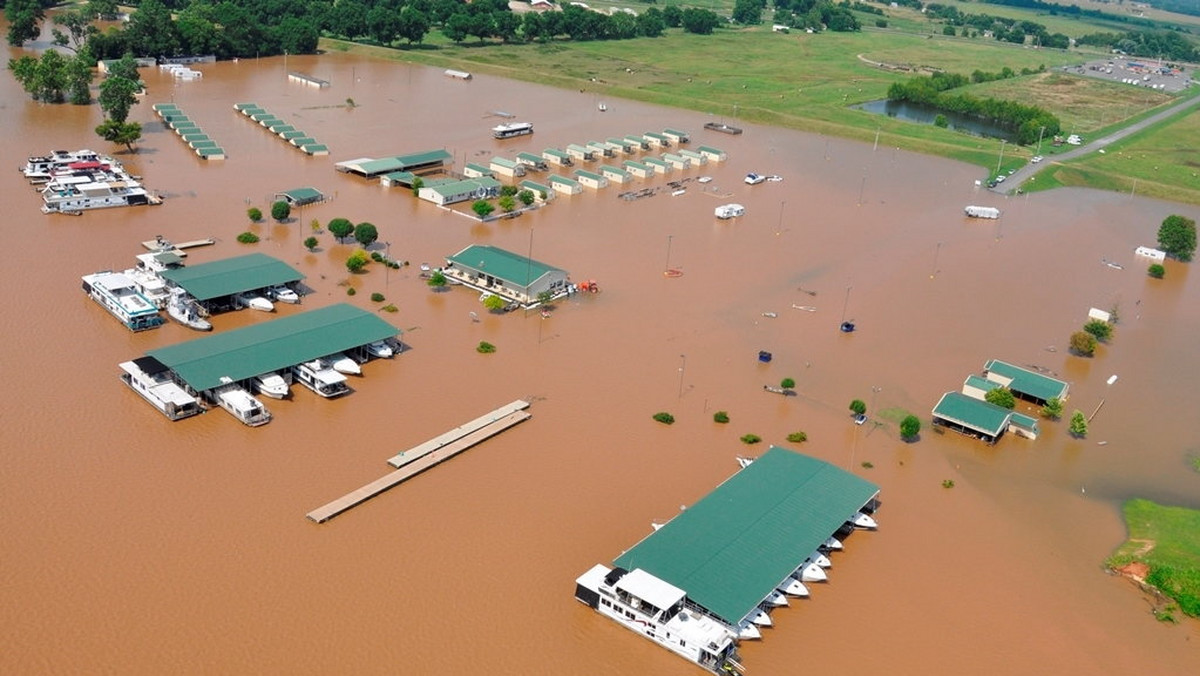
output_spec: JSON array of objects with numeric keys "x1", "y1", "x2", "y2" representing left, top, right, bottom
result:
[
  {"x1": 1108, "y1": 499, "x2": 1200, "y2": 619},
  {"x1": 427, "y1": 270, "x2": 448, "y2": 289},
  {"x1": 271, "y1": 200, "x2": 291, "y2": 223},
  {"x1": 713, "y1": 411, "x2": 730, "y2": 424},
  {"x1": 1040, "y1": 396, "x2": 1064, "y2": 420},
  {"x1": 346, "y1": 249, "x2": 370, "y2": 273},
  {"x1": 247, "y1": 207, "x2": 263, "y2": 222},
  {"x1": 861, "y1": 461, "x2": 874, "y2": 469},
  {"x1": 235, "y1": 231, "x2": 259, "y2": 244},
  {"x1": 1149, "y1": 263, "x2": 1166, "y2": 279},
  {"x1": 354, "y1": 222, "x2": 379, "y2": 248},
  {"x1": 482, "y1": 294, "x2": 507, "y2": 312},
  {"x1": 304, "y1": 236, "x2": 319, "y2": 252},
  {"x1": 781, "y1": 377, "x2": 795, "y2": 390},
  {"x1": 370, "y1": 292, "x2": 385, "y2": 303},
  {"x1": 1158, "y1": 214, "x2": 1197, "y2": 262},
  {"x1": 652, "y1": 411, "x2": 675, "y2": 425},
  {"x1": 310, "y1": 218, "x2": 322, "y2": 233},
  {"x1": 477, "y1": 341, "x2": 496, "y2": 354},
  {"x1": 1084, "y1": 319, "x2": 1114, "y2": 342},
  {"x1": 472, "y1": 199, "x2": 495, "y2": 219},
  {"x1": 786, "y1": 431, "x2": 807, "y2": 443},
  {"x1": 740, "y1": 434, "x2": 762, "y2": 445},
  {"x1": 942, "y1": 479, "x2": 956, "y2": 489},
  {"x1": 518, "y1": 189, "x2": 535, "y2": 206},
  {"x1": 1070, "y1": 330, "x2": 1098, "y2": 357},
  {"x1": 849, "y1": 399, "x2": 867, "y2": 416},
  {"x1": 536, "y1": 290, "x2": 554, "y2": 306},
  {"x1": 1069, "y1": 410, "x2": 1089, "y2": 437},
  {"x1": 498, "y1": 195, "x2": 516, "y2": 213},
  {"x1": 984, "y1": 387, "x2": 1016, "y2": 410},
  {"x1": 381, "y1": 304, "x2": 398, "y2": 313},
  {"x1": 900, "y1": 414, "x2": 921, "y2": 440},
  {"x1": 887, "y1": 69, "x2": 1059, "y2": 144},
  {"x1": 328, "y1": 218, "x2": 355, "y2": 242},
  {"x1": 346, "y1": 286, "x2": 357, "y2": 296}
]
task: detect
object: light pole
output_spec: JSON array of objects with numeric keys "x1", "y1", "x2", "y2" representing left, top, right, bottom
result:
[
  {"x1": 1035, "y1": 125, "x2": 1046, "y2": 156},
  {"x1": 995, "y1": 139, "x2": 1007, "y2": 176},
  {"x1": 664, "y1": 234, "x2": 674, "y2": 273},
  {"x1": 840, "y1": 285, "x2": 853, "y2": 324},
  {"x1": 385, "y1": 241, "x2": 391, "y2": 287},
  {"x1": 678, "y1": 354, "x2": 686, "y2": 399},
  {"x1": 871, "y1": 386, "x2": 882, "y2": 423}
]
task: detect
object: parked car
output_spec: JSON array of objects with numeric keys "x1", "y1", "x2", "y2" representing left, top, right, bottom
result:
[
  {"x1": 854, "y1": 414, "x2": 868, "y2": 426},
  {"x1": 1031, "y1": 156, "x2": 1043, "y2": 164}
]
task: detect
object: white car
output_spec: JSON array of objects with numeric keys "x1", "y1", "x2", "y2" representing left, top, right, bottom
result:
[
  {"x1": 1030, "y1": 156, "x2": 1043, "y2": 164},
  {"x1": 994, "y1": 174, "x2": 1006, "y2": 183},
  {"x1": 744, "y1": 173, "x2": 765, "y2": 185}
]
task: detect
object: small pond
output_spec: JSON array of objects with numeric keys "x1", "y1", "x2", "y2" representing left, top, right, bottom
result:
[{"x1": 856, "y1": 100, "x2": 1018, "y2": 142}]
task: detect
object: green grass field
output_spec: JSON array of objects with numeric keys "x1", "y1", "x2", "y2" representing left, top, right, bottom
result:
[{"x1": 1108, "y1": 499, "x2": 1200, "y2": 619}]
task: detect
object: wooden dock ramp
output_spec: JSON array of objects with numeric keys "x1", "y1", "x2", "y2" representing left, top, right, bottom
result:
[{"x1": 306, "y1": 401, "x2": 531, "y2": 524}]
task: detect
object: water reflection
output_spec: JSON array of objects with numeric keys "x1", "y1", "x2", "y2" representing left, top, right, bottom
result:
[{"x1": 857, "y1": 99, "x2": 1018, "y2": 141}]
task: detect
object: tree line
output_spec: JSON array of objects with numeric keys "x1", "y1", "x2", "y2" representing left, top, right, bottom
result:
[{"x1": 887, "y1": 70, "x2": 1061, "y2": 145}]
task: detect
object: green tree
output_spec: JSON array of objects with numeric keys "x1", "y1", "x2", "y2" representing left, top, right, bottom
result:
[
  {"x1": 1040, "y1": 397, "x2": 1063, "y2": 420},
  {"x1": 105, "y1": 54, "x2": 140, "y2": 83},
  {"x1": 714, "y1": 411, "x2": 730, "y2": 424},
  {"x1": 518, "y1": 189, "x2": 535, "y2": 206},
  {"x1": 732, "y1": 0, "x2": 763, "y2": 25},
  {"x1": 934, "y1": 114, "x2": 949, "y2": 128},
  {"x1": 236, "y1": 231, "x2": 259, "y2": 244},
  {"x1": 680, "y1": 8, "x2": 721, "y2": 35},
  {"x1": 66, "y1": 55, "x2": 93, "y2": 105},
  {"x1": 498, "y1": 195, "x2": 516, "y2": 213},
  {"x1": 900, "y1": 415, "x2": 921, "y2": 440},
  {"x1": 91, "y1": 0, "x2": 120, "y2": 21},
  {"x1": 346, "y1": 249, "x2": 370, "y2": 273},
  {"x1": 781, "y1": 377, "x2": 796, "y2": 389},
  {"x1": 1083, "y1": 319, "x2": 1113, "y2": 342},
  {"x1": 442, "y1": 13, "x2": 470, "y2": 43},
  {"x1": 536, "y1": 290, "x2": 553, "y2": 306},
  {"x1": 849, "y1": 399, "x2": 867, "y2": 416},
  {"x1": 303, "y1": 236, "x2": 318, "y2": 252},
  {"x1": 124, "y1": 0, "x2": 180, "y2": 58},
  {"x1": 472, "y1": 199, "x2": 495, "y2": 219},
  {"x1": 477, "y1": 341, "x2": 497, "y2": 354},
  {"x1": 98, "y1": 72, "x2": 140, "y2": 123},
  {"x1": 95, "y1": 119, "x2": 142, "y2": 151},
  {"x1": 52, "y1": 7, "x2": 99, "y2": 53},
  {"x1": 328, "y1": 218, "x2": 355, "y2": 242},
  {"x1": 5, "y1": 0, "x2": 45, "y2": 46},
  {"x1": 247, "y1": 207, "x2": 263, "y2": 222},
  {"x1": 483, "y1": 294, "x2": 507, "y2": 312},
  {"x1": 397, "y1": 7, "x2": 430, "y2": 44},
  {"x1": 984, "y1": 387, "x2": 1016, "y2": 409},
  {"x1": 427, "y1": 270, "x2": 448, "y2": 289},
  {"x1": 354, "y1": 222, "x2": 379, "y2": 247},
  {"x1": 1157, "y1": 214, "x2": 1196, "y2": 262},
  {"x1": 8, "y1": 55, "x2": 39, "y2": 96},
  {"x1": 1148, "y1": 263, "x2": 1166, "y2": 279},
  {"x1": 271, "y1": 200, "x2": 291, "y2": 222},
  {"x1": 1070, "y1": 330, "x2": 1097, "y2": 357},
  {"x1": 1069, "y1": 410, "x2": 1088, "y2": 438}
]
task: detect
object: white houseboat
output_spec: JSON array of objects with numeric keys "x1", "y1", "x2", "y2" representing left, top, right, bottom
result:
[
  {"x1": 212, "y1": 383, "x2": 272, "y2": 426},
  {"x1": 81, "y1": 271, "x2": 165, "y2": 331},
  {"x1": 715, "y1": 204, "x2": 745, "y2": 220},
  {"x1": 166, "y1": 290, "x2": 212, "y2": 331},
  {"x1": 575, "y1": 565, "x2": 743, "y2": 675},
  {"x1": 253, "y1": 372, "x2": 290, "y2": 399},
  {"x1": 291, "y1": 359, "x2": 351, "y2": 398},
  {"x1": 493, "y1": 122, "x2": 534, "y2": 139},
  {"x1": 22, "y1": 149, "x2": 115, "y2": 180},
  {"x1": 118, "y1": 358, "x2": 204, "y2": 421},
  {"x1": 42, "y1": 178, "x2": 154, "y2": 213}
]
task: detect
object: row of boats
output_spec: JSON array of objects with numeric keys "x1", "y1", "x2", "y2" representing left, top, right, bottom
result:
[{"x1": 22, "y1": 148, "x2": 159, "y2": 214}]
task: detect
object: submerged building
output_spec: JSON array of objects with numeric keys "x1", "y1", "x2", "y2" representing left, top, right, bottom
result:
[{"x1": 443, "y1": 244, "x2": 570, "y2": 306}]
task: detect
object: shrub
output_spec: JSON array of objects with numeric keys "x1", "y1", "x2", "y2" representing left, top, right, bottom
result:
[
  {"x1": 652, "y1": 412, "x2": 675, "y2": 424},
  {"x1": 518, "y1": 189, "x2": 535, "y2": 206},
  {"x1": 472, "y1": 199, "x2": 495, "y2": 219},
  {"x1": 713, "y1": 411, "x2": 730, "y2": 424},
  {"x1": 370, "y1": 252, "x2": 383, "y2": 262},
  {"x1": 428, "y1": 270, "x2": 448, "y2": 288},
  {"x1": 346, "y1": 287, "x2": 357, "y2": 296},
  {"x1": 1070, "y1": 410, "x2": 1088, "y2": 437},
  {"x1": 984, "y1": 387, "x2": 1016, "y2": 410},
  {"x1": 740, "y1": 434, "x2": 762, "y2": 445},
  {"x1": 236, "y1": 231, "x2": 259, "y2": 244},
  {"x1": 477, "y1": 341, "x2": 496, "y2": 354},
  {"x1": 498, "y1": 195, "x2": 516, "y2": 213},
  {"x1": 1070, "y1": 331, "x2": 1097, "y2": 357},
  {"x1": 942, "y1": 479, "x2": 956, "y2": 489},
  {"x1": 934, "y1": 114, "x2": 949, "y2": 128},
  {"x1": 849, "y1": 399, "x2": 866, "y2": 416},
  {"x1": 247, "y1": 207, "x2": 262, "y2": 222},
  {"x1": 370, "y1": 292, "x2": 385, "y2": 302},
  {"x1": 380, "y1": 304, "x2": 398, "y2": 313},
  {"x1": 310, "y1": 218, "x2": 321, "y2": 233},
  {"x1": 781, "y1": 377, "x2": 795, "y2": 389},
  {"x1": 303, "y1": 236, "x2": 318, "y2": 251},
  {"x1": 861, "y1": 461, "x2": 874, "y2": 469},
  {"x1": 875, "y1": 19, "x2": 887, "y2": 28},
  {"x1": 1040, "y1": 397, "x2": 1063, "y2": 419},
  {"x1": 1083, "y1": 319, "x2": 1113, "y2": 342},
  {"x1": 900, "y1": 415, "x2": 921, "y2": 440},
  {"x1": 346, "y1": 249, "x2": 370, "y2": 273},
  {"x1": 1148, "y1": 263, "x2": 1166, "y2": 279},
  {"x1": 786, "y1": 431, "x2": 807, "y2": 443},
  {"x1": 271, "y1": 200, "x2": 291, "y2": 222},
  {"x1": 483, "y1": 294, "x2": 507, "y2": 312}
]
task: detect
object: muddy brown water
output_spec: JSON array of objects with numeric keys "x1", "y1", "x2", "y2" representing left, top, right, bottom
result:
[{"x1": 3, "y1": 47, "x2": 1199, "y2": 674}]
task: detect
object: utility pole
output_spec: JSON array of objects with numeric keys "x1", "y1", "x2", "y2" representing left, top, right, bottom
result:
[
  {"x1": 996, "y1": 139, "x2": 1007, "y2": 176},
  {"x1": 1036, "y1": 125, "x2": 1046, "y2": 156}
]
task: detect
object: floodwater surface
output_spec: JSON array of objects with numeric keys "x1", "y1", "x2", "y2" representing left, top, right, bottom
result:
[{"x1": 2, "y1": 47, "x2": 1199, "y2": 675}]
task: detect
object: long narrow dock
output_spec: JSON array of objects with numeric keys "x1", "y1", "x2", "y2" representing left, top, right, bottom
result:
[
  {"x1": 306, "y1": 404, "x2": 531, "y2": 523},
  {"x1": 387, "y1": 399, "x2": 530, "y2": 468}
]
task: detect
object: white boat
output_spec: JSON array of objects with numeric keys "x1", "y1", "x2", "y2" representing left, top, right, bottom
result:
[
  {"x1": 763, "y1": 590, "x2": 789, "y2": 607},
  {"x1": 848, "y1": 511, "x2": 878, "y2": 530},
  {"x1": 166, "y1": 292, "x2": 212, "y2": 331},
  {"x1": 744, "y1": 173, "x2": 765, "y2": 185},
  {"x1": 81, "y1": 271, "x2": 165, "y2": 332},
  {"x1": 575, "y1": 565, "x2": 742, "y2": 674},
  {"x1": 253, "y1": 372, "x2": 290, "y2": 399},
  {"x1": 697, "y1": 176, "x2": 713, "y2": 184},
  {"x1": 118, "y1": 358, "x2": 204, "y2": 421},
  {"x1": 598, "y1": 102, "x2": 608, "y2": 112},
  {"x1": 235, "y1": 292, "x2": 274, "y2": 312},
  {"x1": 735, "y1": 456, "x2": 754, "y2": 469},
  {"x1": 22, "y1": 149, "x2": 115, "y2": 180},
  {"x1": 736, "y1": 621, "x2": 762, "y2": 640},
  {"x1": 41, "y1": 177, "x2": 153, "y2": 213},
  {"x1": 715, "y1": 203, "x2": 745, "y2": 220},
  {"x1": 267, "y1": 284, "x2": 300, "y2": 304},
  {"x1": 821, "y1": 536, "x2": 844, "y2": 551},
  {"x1": 776, "y1": 576, "x2": 810, "y2": 597},
  {"x1": 651, "y1": 521, "x2": 664, "y2": 531},
  {"x1": 493, "y1": 121, "x2": 534, "y2": 139},
  {"x1": 291, "y1": 360, "x2": 350, "y2": 398},
  {"x1": 795, "y1": 562, "x2": 827, "y2": 583},
  {"x1": 766, "y1": 175, "x2": 783, "y2": 182},
  {"x1": 746, "y1": 607, "x2": 773, "y2": 627},
  {"x1": 326, "y1": 353, "x2": 361, "y2": 375},
  {"x1": 808, "y1": 552, "x2": 832, "y2": 569},
  {"x1": 365, "y1": 340, "x2": 394, "y2": 359},
  {"x1": 213, "y1": 383, "x2": 271, "y2": 427}
]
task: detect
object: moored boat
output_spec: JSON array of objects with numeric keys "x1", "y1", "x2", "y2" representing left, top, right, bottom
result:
[
  {"x1": 763, "y1": 590, "x2": 789, "y2": 607},
  {"x1": 776, "y1": 576, "x2": 810, "y2": 597},
  {"x1": 166, "y1": 291, "x2": 212, "y2": 331},
  {"x1": 821, "y1": 536, "x2": 844, "y2": 551},
  {"x1": 795, "y1": 562, "x2": 827, "y2": 583},
  {"x1": 747, "y1": 607, "x2": 773, "y2": 627},
  {"x1": 267, "y1": 284, "x2": 300, "y2": 304},
  {"x1": 291, "y1": 359, "x2": 350, "y2": 398},
  {"x1": 118, "y1": 357, "x2": 204, "y2": 421},
  {"x1": 736, "y1": 621, "x2": 762, "y2": 641},
  {"x1": 808, "y1": 552, "x2": 832, "y2": 569},
  {"x1": 848, "y1": 511, "x2": 878, "y2": 529},
  {"x1": 234, "y1": 292, "x2": 274, "y2": 312},
  {"x1": 254, "y1": 372, "x2": 290, "y2": 399},
  {"x1": 81, "y1": 271, "x2": 165, "y2": 332},
  {"x1": 364, "y1": 340, "x2": 394, "y2": 359},
  {"x1": 42, "y1": 178, "x2": 153, "y2": 213},
  {"x1": 213, "y1": 383, "x2": 271, "y2": 426},
  {"x1": 326, "y1": 352, "x2": 361, "y2": 375}
]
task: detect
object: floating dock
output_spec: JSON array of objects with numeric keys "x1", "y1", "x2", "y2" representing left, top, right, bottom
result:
[{"x1": 306, "y1": 400, "x2": 531, "y2": 523}]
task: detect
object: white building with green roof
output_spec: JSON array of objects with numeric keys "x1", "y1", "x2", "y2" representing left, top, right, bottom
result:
[
  {"x1": 982, "y1": 359, "x2": 1069, "y2": 405},
  {"x1": 417, "y1": 177, "x2": 501, "y2": 206},
  {"x1": 444, "y1": 244, "x2": 569, "y2": 305}
]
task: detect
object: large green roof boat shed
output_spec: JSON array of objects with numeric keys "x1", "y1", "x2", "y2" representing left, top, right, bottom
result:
[
  {"x1": 160, "y1": 253, "x2": 303, "y2": 304},
  {"x1": 148, "y1": 304, "x2": 398, "y2": 392},
  {"x1": 334, "y1": 149, "x2": 453, "y2": 179},
  {"x1": 982, "y1": 359, "x2": 1069, "y2": 405},
  {"x1": 931, "y1": 391, "x2": 1039, "y2": 443},
  {"x1": 613, "y1": 447, "x2": 879, "y2": 627},
  {"x1": 443, "y1": 244, "x2": 570, "y2": 306}
]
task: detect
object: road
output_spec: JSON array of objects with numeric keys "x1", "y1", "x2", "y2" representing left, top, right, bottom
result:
[{"x1": 994, "y1": 92, "x2": 1200, "y2": 195}]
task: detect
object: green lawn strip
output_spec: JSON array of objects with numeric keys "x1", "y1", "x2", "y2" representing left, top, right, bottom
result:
[{"x1": 1108, "y1": 499, "x2": 1200, "y2": 618}]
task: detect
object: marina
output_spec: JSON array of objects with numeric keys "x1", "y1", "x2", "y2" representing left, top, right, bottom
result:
[
  {"x1": 307, "y1": 402, "x2": 532, "y2": 523},
  {"x1": 81, "y1": 271, "x2": 166, "y2": 332}
]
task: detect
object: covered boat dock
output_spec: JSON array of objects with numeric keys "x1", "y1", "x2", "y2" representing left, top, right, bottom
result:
[
  {"x1": 159, "y1": 253, "x2": 303, "y2": 312},
  {"x1": 334, "y1": 149, "x2": 453, "y2": 179}
]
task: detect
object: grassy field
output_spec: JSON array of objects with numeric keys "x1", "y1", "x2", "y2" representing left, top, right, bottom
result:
[{"x1": 1108, "y1": 499, "x2": 1200, "y2": 620}]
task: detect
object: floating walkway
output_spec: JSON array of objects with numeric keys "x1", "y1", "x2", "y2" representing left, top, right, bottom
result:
[
  {"x1": 153, "y1": 103, "x2": 225, "y2": 160},
  {"x1": 232, "y1": 102, "x2": 328, "y2": 156},
  {"x1": 306, "y1": 400, "x2": 531, "y2": 523}
]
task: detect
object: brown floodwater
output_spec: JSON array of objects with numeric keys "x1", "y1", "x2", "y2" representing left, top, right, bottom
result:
[{"x1": 3, "y1": 44, "x2": 1200, "y2": 675}]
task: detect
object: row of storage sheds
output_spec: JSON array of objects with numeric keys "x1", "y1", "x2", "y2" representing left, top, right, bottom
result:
[
  {"x1": 232, "y1": 103, "x2": 328, "y2": 156},
  {"x1": 153, "y1": 103, "x2": 225, "y2": 160}
]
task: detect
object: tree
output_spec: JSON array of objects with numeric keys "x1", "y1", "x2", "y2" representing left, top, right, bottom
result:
[
  {"x1": 984, "y1": 387, "x2": 1016, "y2": 409},
  {"x1": 1040, "y1": 397, "x2": 1063, "y2": 420},
  {"x1": 472, "y1": 200, "x2": 495, "y2": 219},
  {"x1": 483, "y1": 294, "x2": 507, "y2": 312},
  {"x1": 442, "y1": 13, "x2": 471, "y2": 43},
  {"x1": 1069, "y1": 410, "x2": 1088, "y2": 438},
  {"x1": 52, "y1": 7, "x2": 99, "y2": 53},
  {"x1": 95, "y1": 119, "x2": 142, "y2": 151},
  {"x1": 1070, "y1": 331, "x2": 1097, "y2": 357},
  {"x1": 1157, "y1": 214, "x2": 1196, "y2": 262},
  {"x1": 781, "y1": 377, "x2": 795, "y2": 389},
  {"x1": 498, "y1": 195, "x2": 516, "y2": 213},
  {"x1": 934, "y1": 114, "x2": 949, "y2": 128},
  {"x1": 271, "y1": 200, "x2": 291, "y2": 222},
  {"x1": 354, "y1": 222, "x2": 379, "y2": 247},
  {"x1": 328, "y1": 218, "x2": 355, "y2": 242},
  {"x1": 346, "y1": 249, "x2": 370, "y2": 273},
  {"x1": 849, "y1": 399, "x2": 867, "y2": 416},
  {"x1": 732, "y1": 0, "x2": 763, "y2": 25},
  {"x1": 304, "y1": 236, "x2": 318, "y2": 252},
  {"x1": 536, "y1": 290, "x2": 553, "y2": 306},
  {"x1": 427, "y1": 270, "x2": 448, "y2": 289},
  {"x1": 5, "y1": 0, "x2": 45, "y2": 46},
  {"x1": 900, "y1": 415, "x2": 921, "y2": 440},
  {"x1": 518, "y1": 189, "x2": 535, "y2": 206},
  {"x1": 1148, "y1": 263, "x2": 1166, "y2": 279},
  {"x1": 680, "y1": 8, "x2": 720, "y2": 35},
  {"x1": 66, "y1": 55, "x2": 93, "y2": 105},
  {"x1": 124, "y1": 0, "x2": 180, "y2": 58},
  {"x1": 98, "y1": 72, "x2": 140, "y2": 124},
  {"x1": 247, "y1": 207, "x2": 263, "y2": 222},
  {"x1": 1083, "y1": 319, "x2": 1113, "y2": 342},
  {"x1": 397, "y1": 7, "x2": 430, "y2": 44}
]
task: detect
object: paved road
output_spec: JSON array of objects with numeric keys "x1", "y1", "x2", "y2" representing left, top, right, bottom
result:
[{"x1": 994, "y1": 92, "x2": 1200, "y2": 195}]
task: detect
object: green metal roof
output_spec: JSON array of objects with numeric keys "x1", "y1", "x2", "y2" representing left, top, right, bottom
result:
[
  {"x1": 643, "y1": 157, "x2": 668, "y2": 167},
  {"x1": 425, "y1": 177, "x2": 500, "y2": 198},
  {"x1": 277, "y1": 187, "x2": 324, "y2": 205},
  {"x1": 302, "y1": 144, "x2": 328, "y2": 155},
  {"x1": 600, "y1": 165, "x2": 630, "y2": 178},
  {"x1": 196, "y1": 147, "x2": 225, "y2": 158},
  {"x1": 447, "y1": 244, "x2": 565, "y2": 287},
  {"x1": 289, "y1": 137, "x2": 317, "y2": 147},
  {"x1": 613, "y1": 447, "x2": 879, "y2": 625},
  {"x1": 280, "y1": 130, "x2": 307, "y2": 140},
  {"x1": 519, "y1": 180, "x2": 549, "y2": 193},
  {"x1": 548, "y1": 175, "x2": 579, "y2": 186},
  {"x1": 233, "y1": 102, "x2": 259, "y2": 111},
  {"x1": 931, "y1": 392, "x2": 1010, "y2": 436},
  {"x1": 153, "y1": 103, "x2": 179, "y2": 112},
  {"x1": 160, "y1": 253, "x2": 303, "y2": 302},
  {"x1": 574, "y1": 169, "x2": 604, "y2": 181},
  {"x1": 983, "y1": 360, "x2": 1069, "y2": 401},
  {"x1": 964, "y1": 374, "x2": 1000, "y2": 393},
  {"x1": 622, "y1": 160, "x2": 648, "y2": 170},
  {"x1": 697, "y1": 145, "x2": 724, "y2": 155},
  {"x1": 465, "y1": 162, "x2": 493, "y2": 174},
  {"x1": 148, "y1": 304, "x2": 398, "y2": 392},
  {"x1": 1010, "y1": 412, "x2": 1039, "y2": 429}
]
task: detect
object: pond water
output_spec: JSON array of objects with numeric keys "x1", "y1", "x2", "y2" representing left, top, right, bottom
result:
[{"x1": 857, "y1": 99, "x2": 1019, "y2": 142}]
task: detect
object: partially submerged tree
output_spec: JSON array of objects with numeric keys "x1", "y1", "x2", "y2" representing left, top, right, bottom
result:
[
  {"x1": 849, "y1": 399, "x2": 867, "y2": 416},
  {"x1": 472, "y1": 199, "x2": 495, "y2": 219},
  {"x1": 482, "y1": 294, "x2": 507, "y2": 312},
  {"x1": 1069, "y1": 410, "x2": 1089, "y2": 438},
  {"x1": 1148, "y1": 263, "x2": 1166, "y2": 279},
  {"x1": 247, "y1": 207, "x2": 263, "y2": 222},
  {"x1": 427, "y1": 270, "x2": 448, "y2": 289},
  {"x1": 271, "y1": 200, "x2": 291, "y2": 223},
  {"x1": 303, "y1": 236, "x2": 318, "y2": 252},
  {"x1": 984, "y1": 387, "x2": 1016, "y2": 410},
  {"x1": 900, "y1": 415, "x2": 921, "y2": 440},
  {"x1": 1069, "y1": 331, "x2": 1097, "y2": 357},
  {"x1": 1040, "y1": 397, "x2": 1064, "y2": 420},
  {"x1": 354, "y1": 222, "x2": 378, "y2": 248},
  {"x1": 1157, "y1": 214, "x2": 1196, "y2": 262},
  {"x1": 327, "y1": 218, "x2": 355, "y2": 242},
  {"x1": 346, "y1": 249, "x2": 370, "y2": 273},
  {"x1": 1083, "y1": 319, "x2": 1113, "y2": 343},
  {"x1": 95, "y1": 119, "x2": 142, "y2": 152}
]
